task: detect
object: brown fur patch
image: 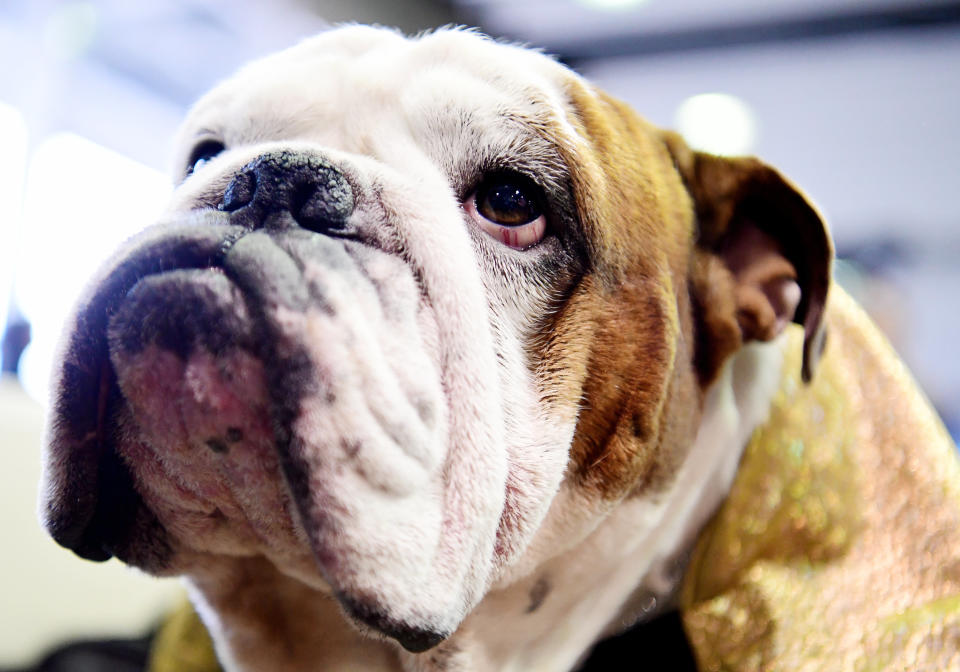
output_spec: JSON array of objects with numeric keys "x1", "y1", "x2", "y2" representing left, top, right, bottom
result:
[
  {"x1": 563, "y1": 278, "x2": 676, "y2": 495},
  {"x1": 540, "y1": 79, "x2": 830, "y2": 500},
  {"x1": 534, "y1": 80, "x2": 705, "y2": 500}
]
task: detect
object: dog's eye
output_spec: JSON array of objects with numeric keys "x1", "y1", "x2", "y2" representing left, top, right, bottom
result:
[
  {"x1": 464, "y1": 172, "x2": 547, "y2": 250},
  {"x1": 185, "y1": 140, "x2": 226, "y2": 178}
]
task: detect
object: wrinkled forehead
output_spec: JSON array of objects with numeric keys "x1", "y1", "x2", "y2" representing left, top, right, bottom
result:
[{"x1": 175, "y1": 27, "x2": 584, "y2": 176}]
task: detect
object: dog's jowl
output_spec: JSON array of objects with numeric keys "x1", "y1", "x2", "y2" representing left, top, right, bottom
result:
[{"x1": 40, "y1": 26, "x2": 960, "y2": 672}]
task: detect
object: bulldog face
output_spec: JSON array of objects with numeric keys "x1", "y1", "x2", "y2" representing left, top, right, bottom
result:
[{"x1": 41, "y1": 26, "x2": 829, "y2": 661}]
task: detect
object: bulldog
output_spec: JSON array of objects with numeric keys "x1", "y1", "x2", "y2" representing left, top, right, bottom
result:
[{"x1": 41, "y1": 25, "x2": 960, "y2": 672}]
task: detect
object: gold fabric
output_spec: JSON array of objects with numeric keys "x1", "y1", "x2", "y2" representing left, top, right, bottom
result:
[
  {"x1": 149, "y1": 286, "x2": 960, "y2": 671},
  {"x1": 148, "y1": 599, "x2": 221, "y2": 672},
  {"x1": 681, "y1": 286, "x2": 960, "y2": 671}
]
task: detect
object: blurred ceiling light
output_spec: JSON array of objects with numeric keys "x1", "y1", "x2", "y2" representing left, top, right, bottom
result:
[
  {"x1": 44, "y1": 2, "x2": 99, "y2": 61},
  {"x1": 674, "y1": 92, "x2": 758, "y2": 156},
  {"x1": 0, "y1": 101, "x2": 28, "y2": 372},
  {"x1": 576, "y1": 0, "x2": 649, "y2": 10},
  {"x1": 15, "y1": 133, "x2": 171, "y2": 404}
]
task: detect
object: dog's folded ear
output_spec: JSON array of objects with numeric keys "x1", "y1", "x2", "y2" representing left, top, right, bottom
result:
[{"x1": 662, "y1": 131, "x2": 832, "y2": 385}]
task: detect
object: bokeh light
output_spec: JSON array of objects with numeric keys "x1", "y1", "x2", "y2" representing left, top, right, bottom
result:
[
  {"x1": 14, "y1": 132, "x2": 171, "y2": 403},
  {"x1": 674, "y1": 92, "x2": 758, "y2": 156}
]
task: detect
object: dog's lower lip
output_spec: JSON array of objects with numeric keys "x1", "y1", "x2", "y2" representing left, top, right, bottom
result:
[{"x1": 340, "y1": 595, "x2": 449, "y2": 652}]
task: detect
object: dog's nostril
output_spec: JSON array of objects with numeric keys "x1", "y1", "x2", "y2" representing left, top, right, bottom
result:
[
  {"x1": 220, "y1": 171, "x2": 256, "y2": 213},
  {"x1": 292, "y1": 179, "x2": 352, "y2": 233}
]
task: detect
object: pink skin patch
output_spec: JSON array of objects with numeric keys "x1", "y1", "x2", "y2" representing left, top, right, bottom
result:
[{"x1": 111, "y1": 343, "x2": 308, "y2": 562}]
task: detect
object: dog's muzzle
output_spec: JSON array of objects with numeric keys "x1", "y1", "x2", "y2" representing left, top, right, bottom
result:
[
  {"x1": 45, "y1": 150, "x2": 360, "y2": 560},
  {"x1": 43, "y1": 148, "x2": 460, "y2": 651}
]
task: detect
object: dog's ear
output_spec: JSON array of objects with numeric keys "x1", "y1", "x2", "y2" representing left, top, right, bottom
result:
[{"x1": 661, "y1": 131, "x2": 832, "y2": 385}]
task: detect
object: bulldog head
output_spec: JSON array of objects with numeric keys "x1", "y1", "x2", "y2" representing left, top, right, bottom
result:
[{"x1": 41, "y1": 26, "x2": 830, "y2": 666}]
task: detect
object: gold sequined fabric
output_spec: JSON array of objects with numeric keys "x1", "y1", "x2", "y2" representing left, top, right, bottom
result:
[
  {"x1": 149, "y1": 599, "x2": 221, "y2": 672},
  {"x1": 681, "y1": 285, "x2": 960, "y2": 671}
]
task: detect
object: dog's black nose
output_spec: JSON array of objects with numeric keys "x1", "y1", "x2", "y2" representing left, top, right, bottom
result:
[{"x1": 219, "y1": 151, "x2": 354, "y2": 233}]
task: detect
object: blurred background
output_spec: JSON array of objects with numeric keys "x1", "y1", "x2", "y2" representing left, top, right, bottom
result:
[{"x1": 0, "y1": 0, "x2": 958, "y2": 667}]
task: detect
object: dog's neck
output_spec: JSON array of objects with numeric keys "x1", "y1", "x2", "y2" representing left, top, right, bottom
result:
[
  {"x1": 186, "y1": 557, "x2": 402, "y2": 671},
  {"x1": 417, "y1": 337, "x2": 788, "y2": 672},
  {"x1": 185, "y1": 339, "x2": 786, "y2": 672}
]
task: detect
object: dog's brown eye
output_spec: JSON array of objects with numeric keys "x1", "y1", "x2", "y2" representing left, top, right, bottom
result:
[
  {"x1": 185, "y1": 139, "x2": 225, "y2": 178},
  {"x1": 475, "y1": 174, "x2": 543, "y2": 226},
  {"x1": 465, "y1": 173, "x2": 548, "y2": 250}
]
